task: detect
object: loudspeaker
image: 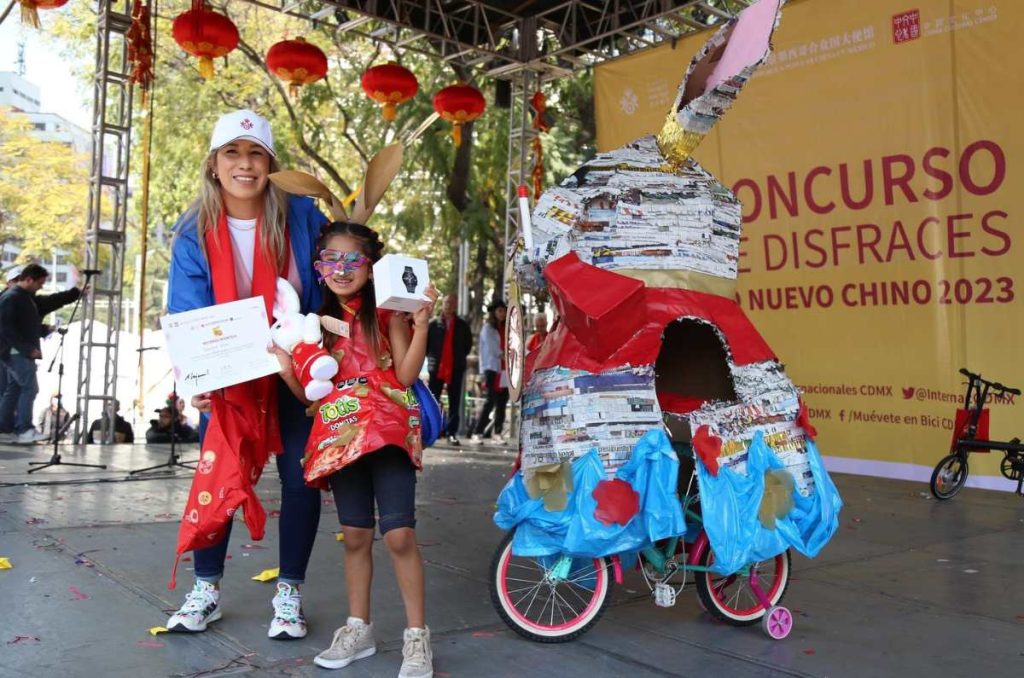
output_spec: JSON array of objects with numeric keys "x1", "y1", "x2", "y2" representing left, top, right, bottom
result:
[{"x1": 495, "y1": 79, "x2": 511, "y2": 109}]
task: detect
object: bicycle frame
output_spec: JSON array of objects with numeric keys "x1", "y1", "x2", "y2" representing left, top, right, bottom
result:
[{"x1": 951, "y1": 370, "x2": 1024, "y2": 496}]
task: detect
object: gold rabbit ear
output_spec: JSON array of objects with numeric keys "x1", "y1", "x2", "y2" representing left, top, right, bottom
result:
[
  {"x1": 350, "y1": 143, "x2": 404, "y2": 225},
  {"x1": 269, "y1": 170, "x2": 348, "y2": 222}
]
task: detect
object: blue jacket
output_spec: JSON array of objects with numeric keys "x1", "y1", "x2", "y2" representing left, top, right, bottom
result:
[{"x1": 168, "y1": 195, "x2": 327, "y2": 315}]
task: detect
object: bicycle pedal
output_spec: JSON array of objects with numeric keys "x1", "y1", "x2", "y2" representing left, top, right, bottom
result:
[{"x1": 653, "y1": 583, "x2": 676, "y2": 608}]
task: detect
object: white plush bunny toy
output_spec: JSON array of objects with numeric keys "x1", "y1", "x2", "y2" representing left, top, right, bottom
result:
[{"x1": 270, "y1": 277, "x2": 338, "y2": 401}]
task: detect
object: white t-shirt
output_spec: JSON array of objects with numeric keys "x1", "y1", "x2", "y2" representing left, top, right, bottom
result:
[{"x1": 226, "y1": 216, "x2": 302, "y2": 299}]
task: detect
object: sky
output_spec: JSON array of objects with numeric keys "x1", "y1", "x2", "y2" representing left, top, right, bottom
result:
[{"x1": 0, "y1": 10, "x2": 91, "y2": 129}]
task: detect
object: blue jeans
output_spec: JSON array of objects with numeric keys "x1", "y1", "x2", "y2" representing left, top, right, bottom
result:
[
  {"x1": 0, "y1": 355, "x2": 39, "y2": 434},
  {"x1": 193, "y1": 382, "x2": 321, "y2": 585}
]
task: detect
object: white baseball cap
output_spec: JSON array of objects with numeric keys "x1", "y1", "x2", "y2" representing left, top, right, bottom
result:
[
  {"x1": 208, "y1": 109, "x2": 276, "y2": 157},
  {"x1": 4, "y1": 265, "x2": 23, "y2": 283}
]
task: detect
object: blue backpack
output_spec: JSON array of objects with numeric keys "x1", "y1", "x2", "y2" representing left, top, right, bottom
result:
[{"x1": 412, "y1": 380, "x2": 444, "y2": 447}]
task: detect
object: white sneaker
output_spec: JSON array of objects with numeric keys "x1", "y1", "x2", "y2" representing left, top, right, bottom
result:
[
  {"x1": 268, "y1": 582, "x2": 307, "y2": 639},
  {"x1": 167, "y1": 580, "x2": 221, "y2": 632},
  {"x1": 14, "y1": 428, "x2": 48, "y2": 444},
  {"x1": 468, "y1": 434, "x2": 483, "y2": 445},
  {"x1": 314, "y1": 617, "x2": 376, "y2": 669},
  {"x1": 399, "y1": 626, "x2": 433, "y2": 678}
]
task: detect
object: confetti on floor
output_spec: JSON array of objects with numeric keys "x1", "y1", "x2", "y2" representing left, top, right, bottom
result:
[{"x1": 252, "y1": 567, "x2": 279, "y2": 582}]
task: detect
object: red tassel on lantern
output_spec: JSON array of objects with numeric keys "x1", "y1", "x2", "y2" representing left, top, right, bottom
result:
[
  {"x1": 266, "y1": 37, "x2": 328, "y2": 99},
  {"x1": 361, "y1": 63, "x2": 419, "y2": 121},
  {"x1": 172, "y1": 1, "x2": 239, "y2": 80},
  {"x1": 19, "y1": 0, "x2": 69, "y2": 29},
  {"x1": 432, "y1": 83, "x2": 486, "y2": 146}
]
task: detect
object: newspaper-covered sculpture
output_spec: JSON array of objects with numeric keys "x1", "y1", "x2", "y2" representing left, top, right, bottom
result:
[{"x1": 496, "y1": 0, "x2": 841, "y2": 569}]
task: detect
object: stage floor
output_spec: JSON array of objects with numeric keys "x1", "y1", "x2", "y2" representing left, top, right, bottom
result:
[{"x1": 1, "y1": 441, "x2": 1022, "y2": 678}]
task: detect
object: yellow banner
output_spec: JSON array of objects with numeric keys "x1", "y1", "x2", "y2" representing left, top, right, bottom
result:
[{"x1": 595, "y1": 0, "x2": 1023, "y2": 485}]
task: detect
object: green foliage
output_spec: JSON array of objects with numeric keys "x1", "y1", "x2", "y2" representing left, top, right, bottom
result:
[
  {"x1": 44, "y1": 1, "x2": 596, "y2": 330},
  {"x1": 0, "y1": 109, "x2": 89, "y2": 262}
]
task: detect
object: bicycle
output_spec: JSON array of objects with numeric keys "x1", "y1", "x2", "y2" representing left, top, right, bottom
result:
[
  {"x1": 930, "y1": 368, "x2": 1024, "y2": 500},
  {"x1": 489, "y1": 456, "x2": 794, "y2": 642}
]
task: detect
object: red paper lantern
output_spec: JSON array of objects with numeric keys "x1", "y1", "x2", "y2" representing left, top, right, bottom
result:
[
  {"x1": 361, "y1": 63, "x2": 418, "y2": 122},
  {"x1": 266, "y1": 37, "x2": 328, "y2": 98},
  {"x1": 19, "y1": 0, "x2": 69, "y2": 29},
  {"x1": 172, "y1": 1, "x2": 239, "y2": 80},
  {"x1": 432, "y1": 83, "x2": 486, "y2": 146}
]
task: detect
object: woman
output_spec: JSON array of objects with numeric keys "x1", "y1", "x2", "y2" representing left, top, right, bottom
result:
[
  {"x1": 165, "y1": 109, "x2": 326, "y2": 640},
  {"x1": 470, "y1": 300, "x2": 509, "y2": 443}
]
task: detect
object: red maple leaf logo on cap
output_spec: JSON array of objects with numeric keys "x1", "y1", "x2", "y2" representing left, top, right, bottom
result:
[
  {"x1": 592, "y1": 478, "x2": 639, "y2": 526},
  {"x1": 240, "y1": 118, "x2": 253, "y2": 130}
]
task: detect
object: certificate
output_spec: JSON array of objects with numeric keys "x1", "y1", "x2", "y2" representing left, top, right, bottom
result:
[{"x1": 160, "y1": 297, "x2": 279, "y2": 398}]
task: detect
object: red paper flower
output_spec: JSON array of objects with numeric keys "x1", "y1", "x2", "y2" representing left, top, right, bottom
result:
[
  {"x1": 692, "y1": 425, "x2": 722, "y2": 476},
  {"x1": 592, "y1": 479, "x2": 639, "y2": 526},
  {"x1": 797, "y1": 400, "x2": 818, "y2": 440}
]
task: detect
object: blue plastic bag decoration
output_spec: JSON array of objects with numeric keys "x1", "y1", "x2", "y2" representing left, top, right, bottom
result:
[
  {"x1": 495, "y1": 428, "x2": 686, "y2": 559},
  {"x1": 695, "y1": 431, "x2": 842, "y2": 574}
]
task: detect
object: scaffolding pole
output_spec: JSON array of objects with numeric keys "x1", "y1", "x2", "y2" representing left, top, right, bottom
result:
[{"x1": 77, "y1": 0, "x2": 134, "y2": 443}]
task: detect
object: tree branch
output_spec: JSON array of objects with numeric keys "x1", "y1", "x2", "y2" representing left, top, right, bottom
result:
[{"x1": 235, "y1": 37, "x2": 352, "y2": 195}]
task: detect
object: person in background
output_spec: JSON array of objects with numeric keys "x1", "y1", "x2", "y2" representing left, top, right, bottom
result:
[
  {"x1": 526, "y1": 312, "x2": 548, "y2": 353},
  {"x1": 0, "y1": 263, "x2": 85, "y2": 444},
  {"x1": 38, "y1": 394, "x2": 71, "y2": 442},
  {"x1": 470, "y1": 300, "x2": 509, "y2": 444},
  {"x1": 426, "y1": 293, "x2": 472, "y2": 445},
  {"x1": 0, "y1": 266, "x2": 21, "y2": 417},
  {"x1": 145, "y1": 406, "x2": 197, "y2": 444},
  {"x1": 87, "y1": 399, "x2": 136, "y2": 444},
  {"x1": 173, "y1": 395, "x2": 195, "y2": 429}
]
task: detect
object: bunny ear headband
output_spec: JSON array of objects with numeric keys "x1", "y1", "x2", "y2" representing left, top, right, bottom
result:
[{"x1": 268, "y1": 142, "x2": 405, "y2": 225}]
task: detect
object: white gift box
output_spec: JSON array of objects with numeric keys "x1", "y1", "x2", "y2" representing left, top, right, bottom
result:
[{"x1": 373, "y1": 254, "x2": 430, "y2": 313}]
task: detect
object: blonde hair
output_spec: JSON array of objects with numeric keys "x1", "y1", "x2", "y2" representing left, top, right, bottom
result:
[{"x1": 183, "y1": 149, "x2": 289, "y2": 267}]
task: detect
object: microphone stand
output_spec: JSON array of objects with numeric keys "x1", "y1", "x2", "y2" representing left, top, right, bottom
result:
[
  {"x1": 129, "y1": 376, "x2": 196, "y2": 475},
  {"x1": 29, "y1": 272, "x2": 106, "y2": 473}
]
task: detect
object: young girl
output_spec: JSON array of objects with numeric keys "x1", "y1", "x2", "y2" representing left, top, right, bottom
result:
[{"x1": 281, "y1": 221, "x2": 436, "y2": 677}]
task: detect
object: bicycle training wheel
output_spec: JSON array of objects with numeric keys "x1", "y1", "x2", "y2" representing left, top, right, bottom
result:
[
  {"x1": 695, "y1": 547, "x2": 791, "y2": 626},
  {"x1": 489, "y1": 531, "x2": 611, "y2": 643},
  {"x1": 930, "y1": 454, "x2": 969, "y2": 500}
]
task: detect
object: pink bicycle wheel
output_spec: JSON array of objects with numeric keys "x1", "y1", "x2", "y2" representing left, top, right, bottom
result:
[
  {"x1": 695, "y1": 548, "x2": 791, "y2": 626},
  {"x1": 489, "y1": 532, "x2": 611, "y2": 643}
]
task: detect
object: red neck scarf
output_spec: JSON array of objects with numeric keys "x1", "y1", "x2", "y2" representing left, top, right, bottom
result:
[
  {"x1": 437, "y1": 314, "x2": 455, "y2": 384},
  {"x1": 170, "y1": 211, "x2": 287, "y2": 589}
]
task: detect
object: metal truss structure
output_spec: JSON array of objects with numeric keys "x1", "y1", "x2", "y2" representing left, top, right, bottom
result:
[
  {"x1": 249, "y1": 0, "x2": 750, "y2": 77},
  {"x1": 77, "y1": 0, "x2": 134, "y2": 443}
]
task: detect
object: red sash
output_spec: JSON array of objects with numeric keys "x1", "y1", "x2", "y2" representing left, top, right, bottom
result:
[
  {"x1": 437, "y1": 316, "x2": 455, "y2": 384},
  {"x1": 170, "y1": 211, "x2": 287, "y2": 588}
]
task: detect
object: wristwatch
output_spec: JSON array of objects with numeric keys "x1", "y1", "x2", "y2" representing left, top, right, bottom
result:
[{"x1": 402, "y1": 266, "x2": 418, "y2": 294}]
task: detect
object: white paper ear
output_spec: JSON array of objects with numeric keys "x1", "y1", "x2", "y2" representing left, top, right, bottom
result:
[
  {"x1": 273, "y1": 277, "x2": 300, "y2": 319},
  {"x1": 660, "y1": 0, "x2": 782, "y2": 162}
]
